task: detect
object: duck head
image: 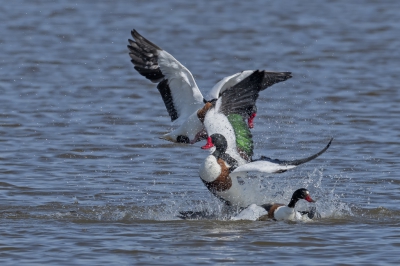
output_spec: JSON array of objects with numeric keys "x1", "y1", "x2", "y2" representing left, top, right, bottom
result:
[
  {"x1": 201, "y1": 133, "x2": 227, "y2": 151},
  {"x1": 201, "y1": 133, "x2": 229, "y2": 159},
  {"x1": 287, "y1": 188, "x2": 315, "y2": 208},
  {"x1": 201, "y1": 133, "x2": 239, "y2": 171}
]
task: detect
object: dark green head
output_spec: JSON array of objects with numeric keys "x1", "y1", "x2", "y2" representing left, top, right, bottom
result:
[
  {"x1": 288, "y1": 188, "x2": 315, "y2": 208},
  {"x1": 201, "y1": 133, "x2": 227, "y2": 154}
]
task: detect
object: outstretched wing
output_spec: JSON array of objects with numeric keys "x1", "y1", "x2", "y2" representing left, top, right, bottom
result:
[
  {"x1": 230, "y1": 160, "x2": 298, "y2": 175},
  {"x1": 128, "y1": 30, "x2": 204, "y2": 124},
  {"x1": 253, "y1": 138, "x2": 333, "y2": 166},
  {"x1": 204, "y1": 70, "x2": 292, "y2": 160},
  {"x1": 211, "y1": 70, "x2": 265, "y2": 159},
  {"x1": 216, "y1": 70, "x2": 264, "y2": 116},
  {"x1": 232, "y1": 138, "x2": 333, "y2": 174},
  {"x1": 207, "y1": 70, "x2": 292, "y2": 100}
]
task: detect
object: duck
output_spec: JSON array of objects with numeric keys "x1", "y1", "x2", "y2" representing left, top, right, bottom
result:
[
  {"x1": 259, "y1": 188, "x2": 316, "y2": 221},
  {"x1": 231, "y1": 188, "x2": 316, "y2": 221},
  {"x1": 127, "y1": 29, "x2": 292, "y2": 143},
  {"x1": 177, "y1": 188, "x2": 317, "y2": 220},
  {"x1": 200, "y1": 68, "x2": 333, "y2": 168},
  {"x1": 199, "y1": 133, "x2": 332, "y2": 207}
]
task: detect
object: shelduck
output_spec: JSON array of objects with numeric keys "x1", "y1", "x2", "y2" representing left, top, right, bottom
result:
[
  {"x1": 199, "y1": 133, "x2": 332, "y2": 207},
  {"x1": 231, "y1": 188, "x2": 316, "y2": 221},
  {"x1": 200, "y1": 70, "x2": 332, "y2": 167},
  {"x1": 127, "y1": 29, "x2": 292, "y2": 143}
]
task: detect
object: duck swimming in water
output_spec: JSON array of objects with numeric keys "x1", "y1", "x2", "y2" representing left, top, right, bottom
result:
[
  {"x1": 127, "y1": 29, "x2": 292, "y2": 143},
  {"x1": 231, "y1": 188, "x2": 317, "y2": 221}
]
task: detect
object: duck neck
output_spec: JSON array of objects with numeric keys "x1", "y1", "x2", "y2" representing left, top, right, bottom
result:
[
  {"x1": 212, "y1": 149, "x2": 223, "y2": 159},
  {"x1": 287, "y1": 197, "x2": 299, "y2": 208},
  {"x1": 212, "y1": 150, "x2": 238, "y2": 172}
]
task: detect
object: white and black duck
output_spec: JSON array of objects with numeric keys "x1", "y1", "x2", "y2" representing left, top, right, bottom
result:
[
  {"x1": 231, "y1": 188, "x2": 317, "y2": 221},
  {"x1": 200, "y1": 71, "x2": 333, "y2": 166},
  {"x1": 127, "y1": 29, "x2": 292, "y2": 143},
  {"x1": 199, "y1": 133, "x2": 332, "y2": 208}
]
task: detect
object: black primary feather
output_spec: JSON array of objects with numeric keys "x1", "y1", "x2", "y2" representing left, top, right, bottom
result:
[
  {"x1": 218, "y1": 70, "x2": 264, "y2": 117},
  {"x1": 260, "y1": 71, "x2": 292, "y2": 91},
  {"x1": 128, "y1": 29, "x2": 164, "y2": 83},
  {"x1": 157, "y1": 79, "x2": 178, "y2": 121},
  {"x1": 128, "y1": 30, "x2": 180, "y2": 122},
  {"x1": 254, "y1": 138, "x2": 333, "y2": 165}
]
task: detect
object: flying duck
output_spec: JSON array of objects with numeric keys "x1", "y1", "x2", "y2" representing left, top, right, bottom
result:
[
  {"x1": 199, "y1": 133, "x2": 332, "y2": 207},
  {"x1": 127, "y1": 29, "x2": 292, "y2": 143},
  {"x1": 199, "y1": 69, "x2": 333, "y2": 169}
]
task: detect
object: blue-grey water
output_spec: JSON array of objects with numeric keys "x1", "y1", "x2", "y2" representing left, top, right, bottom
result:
[{"x1": 1, "y1": 1, "x2": 399, "y2": 265}]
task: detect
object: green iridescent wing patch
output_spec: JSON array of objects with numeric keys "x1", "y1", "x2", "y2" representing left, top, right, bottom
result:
[{"x1": 227, "y1": 114, "x2": 253, "y2": 159}]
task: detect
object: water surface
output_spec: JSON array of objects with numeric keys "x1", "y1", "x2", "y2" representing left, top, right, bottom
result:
[{"x1": 1, "y1": 1, "x2": 399, "y2": 265}]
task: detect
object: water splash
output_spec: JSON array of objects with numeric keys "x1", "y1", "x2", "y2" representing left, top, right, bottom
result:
[
  {"x1": 0, "y1": 168, "x2": 385, "y2": 223},
  {"x1": 134, "y1": 167, "x2": 355, "y2": 221}
]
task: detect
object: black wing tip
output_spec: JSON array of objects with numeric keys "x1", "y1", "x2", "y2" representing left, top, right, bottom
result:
[
  {"x1": 327, "y1": 137, "x2": 334, "y2": 148},
  {"x1": 130, "y1": 29, "x2": 140, "y2": 43},
  {"x1": 128, "y1": 29, "x2": 165, "y2": 82},
  {"x1": 258, "y1": 138, "x2": 333, "y2": 167},
  {"x1": 282, "y1": 72, "x2": 293, "y2": 80},
  {"x1": 130, "y1": 29, "x2": 140, "y2": 39},
  {"x1": 290, "y1": 138, "x2": 333, "y2": 166},
  {"x1": 259, "y1": 70, "x2": 293, "y2": 90},
  {"x1": 129, "y1": 28, "x2": 163, "y2": 51}
]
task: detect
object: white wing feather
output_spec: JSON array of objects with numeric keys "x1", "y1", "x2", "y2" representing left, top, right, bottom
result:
[
  {"x1": 157, "y1": 50, "x2": 204, "y2": 124},
  {"x1": 206, "y1": 70, "x2": 255, "y2": 100},
  {"x1": 231, "y1": 161, "x2": 297, "y2": 175}
]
